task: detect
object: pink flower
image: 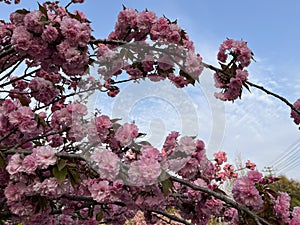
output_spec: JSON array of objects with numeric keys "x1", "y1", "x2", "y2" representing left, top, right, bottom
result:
[
  {"x1": 291, "y1": 98, "x2": 300, "y2": 126},
  {"x1": 273, "y1": 192, "x2": 291, "y2": 224},
  {"x1": 176, "y1": 136, "x2": 196, "y2": 155},
  {"x1": 66, "y1": 102, "x2": 88, "y2": 116},
  {"x1": 4, "y1": 182, "x2": 27, "y2": 204},
  {"x1": 33, "y1": 146, "x2": 56, "y2": 169},
  {"x1": 214, "y1": 151, "x2": 227, "y2": 165},
  {"x1": 23, "y1": 10, "x2": 44, "y2": 34},
  {"x1": 6, "y1": 153, "x2": 23, "y2": 175},
  {"x1": 247, "y1": 170, "x2": 262, "y2": 183},
  {"x1": 91, "y1": 148, "x2": 120, "y2": 181},
  {"x1": 18, "y1": 119, "x2": 38, "y2": 134},
  {"x1": 11, "y1": 26, "x2": 32, "y2": 52},
  {"x1": 232, "y1": 176, "x2": 263, "y2": 210},
  {"x1": 128, "y1": 158, "x2": 161, "y2": 186},
  {"x1": 29, "y1": 77, "x2": 59, "y2": 104},
  {"x1": 184, "y1": 52, "x2": 204, "y2": 80},
  {"x1": 22, "y1": 154, "x2": 38, "y2": 174},
  {"x1": 140, "y1": 145, "x2": 160, "y2": 161},
  {"x1": 136, "y1": 11, "x2": 157, "y2": 31},
  {"x1": 290, "y1": 207, "x2": 300, "y2": 225},
  {"x1": 42, "y1": 25, "x2": 59, "y2": 43},
  {"x1": 236, "y1": 69, "x2": 248, "y2": 82},
  {"x1": 88, "y1": 179, "x2": 113, "y2": 202},
  {"x1": 245, "y1": 160, "x2": 256, "y2": 170},
  {"x1": 115, "y1": 123, "x2": 138, "y2": 146}
]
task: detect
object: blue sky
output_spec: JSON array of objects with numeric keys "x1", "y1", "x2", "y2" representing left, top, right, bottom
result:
[{"x1": 2, "y1": 1, "x2": 300, "y2": 179}]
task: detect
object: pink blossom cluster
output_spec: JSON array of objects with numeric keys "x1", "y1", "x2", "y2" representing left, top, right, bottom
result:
[
  {"x1": 0, "y1": 99, "x2": 45, "y2": 147},
  {"x1": 273, "y1": 192, "x2": 291, "y2": 224},
  {"x1": 214, "y1": 39, "x2": 252, "y2": 101},
  {"x1": 232, "y1": 171, "x2": 263, "y2": 210},
  {"x1": 95, "y1": 8, "x2": 204, "y2": 94},
  {"x1": 9, "y1": 5, "x2": 91, "y2": 76},
  {"x1": 6, "y1": 146, "x2": 56, "y2": 175}
]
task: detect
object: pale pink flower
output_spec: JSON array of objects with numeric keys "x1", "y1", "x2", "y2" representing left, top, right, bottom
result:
[
  {"x1": 33, "y1": 146, "x2": 56, "y2": 169},
  {"x1": 22, "y1": 154, "x2": 38, "y2": 174},
  {"x1": 6, "y1": 153, "x2": 23, "y2": 175},
  {"x1": 140, "y1": 145, "x2": 160, "y2": 160},
  {"x1": 128, "y1": 158, "x2": 161, "y2": 186},
  {"x1": 177, "y1": 136, "x2": 197, "y2": 155},
  {"x1": 88, "y1": 179, "x2": 113, "y2": 202},
  {"x1": 91, "y1": 148, "x2": 120, "y2": 181},
  {"x1": 115, "y1": 123, "x2": 138, "y2": 146}
]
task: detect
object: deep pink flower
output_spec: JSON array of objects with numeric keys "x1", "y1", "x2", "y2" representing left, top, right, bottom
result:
[
  {"x1": 214, "y1": 151, "x2": 227, "y2": 165},
  {"x1": 29, "y1": 77, "x2": 59, "y2": 104}
]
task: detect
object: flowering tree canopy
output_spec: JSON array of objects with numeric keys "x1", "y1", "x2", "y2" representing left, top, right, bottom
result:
[{"x1": 0, "y1": 1, "x2": 300, "y2": 225}]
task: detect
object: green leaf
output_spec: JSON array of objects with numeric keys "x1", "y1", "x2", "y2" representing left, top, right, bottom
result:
[
  {"x1": 52, "y1": 166, "x2": 67, "y2": 184},
  {"x1": 38, "y1": 3, "x2": 48, "y2": 15},
  {"x1": 57, "y1": 159, "x2": 66, "y2": 171},
  {"x1": 67, "y1": 168, "x2": 81, "y2": 188},
  {"x1": 110, "y1": 118, "x2": 122, "y2": 123},
  {"x1": 161, "y1": 178, "x2": 173, "y2": 196},
  {"x1": 96, "y1": 211, "x2": 103, "y2": 221},
  {"x1": 0, "y1": 152, "x2": 6, "y2": 169}
]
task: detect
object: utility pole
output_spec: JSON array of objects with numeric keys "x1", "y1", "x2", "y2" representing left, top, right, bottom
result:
[{"x1": 263, "y1": 166, "x2": 276, "y2": 177}]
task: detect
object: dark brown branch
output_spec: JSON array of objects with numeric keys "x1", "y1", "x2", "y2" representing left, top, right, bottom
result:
[
  {"x1": 149, "y1": 209, "x2": 194, "y2": 225},
  {"x1": 245, "y1": 81, "x2": 300, "y2": 115},
  {"x1": 200, "y1": 61, "x2": 300, "y2": 116},
  {"x1": 171, "y1": 176, "x2": 271, "y2": 225},
  {"x1": 90, "y1": 39, "x2": 127, "y2": 46},
  {"x1": 0, "y1": 48, "x2": 15, "y2": 60}
]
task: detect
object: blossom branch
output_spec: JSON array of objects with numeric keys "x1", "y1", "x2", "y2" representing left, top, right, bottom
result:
[{"x1": 170, "y1": 176, "x2": 272, "y2": 225}]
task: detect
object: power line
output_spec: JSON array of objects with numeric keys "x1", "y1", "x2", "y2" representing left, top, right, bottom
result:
[{"x1": 271, "y1": 139, "x2": 300, "y2": 168}]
